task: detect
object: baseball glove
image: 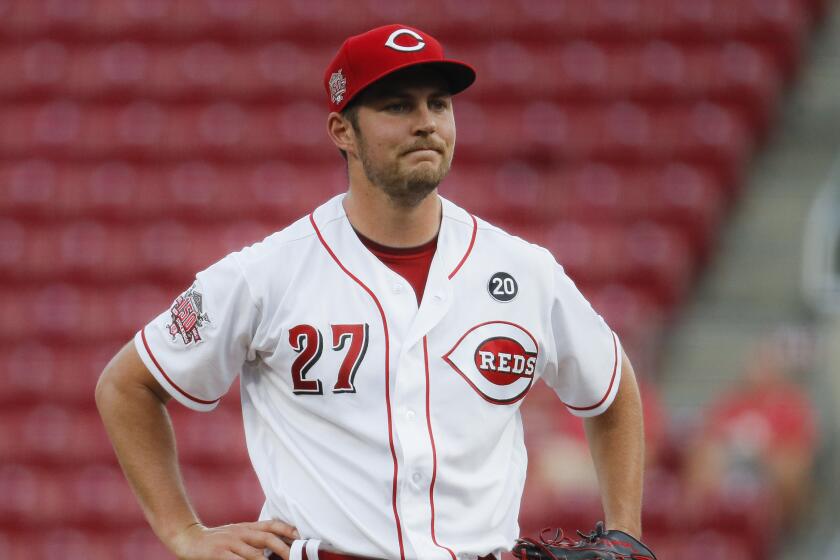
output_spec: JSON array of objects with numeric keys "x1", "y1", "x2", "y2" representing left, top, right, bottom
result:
[{"x1": 512, "y1": 521, "x2": 656, "y2": 560}]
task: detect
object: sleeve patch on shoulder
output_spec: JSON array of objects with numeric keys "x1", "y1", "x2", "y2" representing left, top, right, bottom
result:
[{"x1": 166, "y1": 284, "x2": 211, "y2": 345}]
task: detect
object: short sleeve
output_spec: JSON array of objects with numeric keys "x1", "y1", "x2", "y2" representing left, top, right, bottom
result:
[
  {"x1": 134, "y1": 253, "x2": 259, "y2": 412},
  {"x1": 542, "y1": 263, "x2": 622, "y2": 418}
]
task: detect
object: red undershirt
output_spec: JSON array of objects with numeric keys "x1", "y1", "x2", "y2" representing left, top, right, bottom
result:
[{"x1": 356, "y1": 231, "x2": 438, "y2": 306}]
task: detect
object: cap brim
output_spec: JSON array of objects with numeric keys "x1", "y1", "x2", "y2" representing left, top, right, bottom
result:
[
  {"x1": 422, "y1": 59, "x2": 476, "y2": 95},
  {"x1": 341, "y1": 59, "x2": 476, "y2": 110}
]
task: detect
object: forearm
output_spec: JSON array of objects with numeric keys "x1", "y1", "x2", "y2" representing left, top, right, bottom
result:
[
  {"x1": 583, "y1": 357, "x2": 645, "y2": 539},
  {"x1": 95, "y1": 368, "x2": 199, "y2": 548}
]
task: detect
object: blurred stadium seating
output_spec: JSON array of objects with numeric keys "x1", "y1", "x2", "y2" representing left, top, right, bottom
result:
[{"x1": 0, "y1": 0, "x2": 829, "y2": 557}]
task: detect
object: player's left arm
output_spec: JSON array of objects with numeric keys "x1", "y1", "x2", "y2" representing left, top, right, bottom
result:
[{"x1": 583, "y1": 349, "x2": 645, "y2": 540}]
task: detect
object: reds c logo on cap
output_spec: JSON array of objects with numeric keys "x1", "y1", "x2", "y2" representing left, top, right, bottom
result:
[
  {"x1": 444, "y1": 321, "x2": 538, "y2": 404},
  {"x1": 384, "y1": 28, "x2": 426, "y2": 52}
]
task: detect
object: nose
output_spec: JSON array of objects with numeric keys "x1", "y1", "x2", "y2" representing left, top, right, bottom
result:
[{"x1": 412, "y1": 104, "x2": 437, "y2": 136}]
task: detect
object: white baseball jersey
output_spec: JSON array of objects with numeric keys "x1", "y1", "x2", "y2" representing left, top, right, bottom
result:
[{"x1": 134, "y1": 193, "x2": 621, "y2": 560}]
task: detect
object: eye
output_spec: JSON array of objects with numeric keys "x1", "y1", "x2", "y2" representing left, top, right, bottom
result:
[
  {"x1": 430, "y1": 98, "x2": 450, "y2": 111},
  {"x1": 385, "y1": 102, "x2": 409, "y2": 113}
]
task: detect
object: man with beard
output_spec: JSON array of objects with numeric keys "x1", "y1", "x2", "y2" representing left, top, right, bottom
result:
[{"x1": 96, "y1": 24, "x2": 650, "y2": 560}]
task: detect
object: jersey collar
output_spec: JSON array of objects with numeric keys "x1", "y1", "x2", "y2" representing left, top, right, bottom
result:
[{"x1": 310, "y1": 193, "x2": 477, "y2": 287}]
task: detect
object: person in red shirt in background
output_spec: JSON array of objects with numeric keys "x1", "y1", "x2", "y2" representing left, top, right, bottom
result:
[{"x1": 682, "y1": 330, "x2": 819, "y2": 529}]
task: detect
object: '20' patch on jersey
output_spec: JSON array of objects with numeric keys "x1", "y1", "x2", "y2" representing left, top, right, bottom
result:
[{"x1": 443, "y1": 321, "x2": 538, "y2": 404}]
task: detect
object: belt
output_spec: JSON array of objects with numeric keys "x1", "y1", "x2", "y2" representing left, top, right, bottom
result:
[
  {"x1": 269, "y1": 550, "x2": 373, "y2": 560},
  {"x1": 269, "y1": 539, "x2": 496, "y2": 560},
  {"x1": 271, "y1": 547, "x2": 371, "y2": 560}
]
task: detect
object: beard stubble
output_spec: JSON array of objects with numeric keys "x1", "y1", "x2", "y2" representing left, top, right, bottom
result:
[{"x1": 358, "y1": 136, "x2": 453, "y2": 208}]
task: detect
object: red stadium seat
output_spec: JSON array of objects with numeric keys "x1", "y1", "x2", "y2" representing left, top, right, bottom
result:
[
  {"x1": 0, "y1": 342, "x2": 61, "y2": 404},
  {"x1": 0, "y1": 218, "x2": 323, "y2": 283},
  {"x1": 37, "y1": 529, "x2": 115, "y2": 560},
  {"x1": 520, "y1": 220, "x2": 693, "y2": 307},
  {"x1": 0, "y1": 222, "x2": 130, "y2": 281},
  {"x1": 66, "y1": 462, "x2": 146, "y2": 525},
  {"x1": 0, "y1": 38, "x2": 779, "y2": 113},
  {"x1": 452, "y1": 101, "x2": 753, "y2": 182},
  {"x1": 0, "y1": 283, "x2": 177, "y2": 343},
  {"x1": 0, "y1": 342, "x2": 118, "y2": 405},
  {"x1": 181, "y1": 465, "x2": 264, "y2": 525},
  {"x1": 0, "y1": 0, "x2": 816, "y2": 57},
  {"x1": 0, "y1": 464, "x2": 64, "y2": 524},
  {"x1": 641, "y1": 467, "x2": 684, "y2": 533},
  {"x1": 695, "y1": 488, "x2": 779, "y2": 557},
  {"x1": 0, "y1": 528, "x2": 115, "y2": 560},
  {"x1": 528, "y1": 221, "x2": 623, "y2": 283},
  {"x1": 248, "y1": 42, "x2": 325, "y2": 98},
  {"x1": 0, "y1": 41, "x2": 70, "y2": 98},
  {"x1": 80, "y1": 161, "x2": 153, "y2": 217},
  {"x1": 447, "y1": 161, "x2": 725, "y2": 259},
  {"x1": 624, "y1": 221, "x2": 695, "y2": 305},
  {"x1": 0, "y1": 99, "x2": 753, "y2": 174},
  {"x1": 462, "y1": 40, "x2": 780, "y2": 116},
  {"x1": 0, "y1": 103, "x2": 74, "y2": 157},
  {"x1": 62, "y1": 41, "x2": 152, "y2": 100},
  {"x1": 585, "y1": 283, "x2": 667, "y2": 338},
  {"x1": 0, "y1": 159, "x2": 59, "y2": 217},
  {"x1": 0, "y1": 219, "x2": 25, "y2": 272},
  {"x1": 519, "y1": 482, "x2": 602, "y2": 540},
  {"x1": 0, "y1": 463, "x2": 144, "y2": 526},
  {"x1": 109, "y1": 526, "x2": 173, "y2": 560},
  {"x1": 0, "y1": 530, "x2": 25, "y2": 560},
  {"x1": 0, "y1": 527, "x2": 172, "y2": 560},
  {"x1": 0, "y1": 160, "x2": 347, "y2": 222},
  {"x1": 0, "y1": 160, "x2": 152, "y2": 221},
  {"x1": 506, "y1": 0, "x2": 811, "y2": 46},
  {"x1": 169, "y1": 405, "x2": 251, "y2": 466},
  {"x1": 0, "y1": 405, "x2": 113, "y2": 465}
]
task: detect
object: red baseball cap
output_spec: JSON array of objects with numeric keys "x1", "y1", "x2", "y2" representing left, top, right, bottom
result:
[{"x1": 324, "y1": 24, "x2": 476, "y2": 112}]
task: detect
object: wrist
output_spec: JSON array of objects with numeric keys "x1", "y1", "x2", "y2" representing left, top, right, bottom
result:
[{"x1": 162, "y1": 519, "x2": 204, "y2": 554}]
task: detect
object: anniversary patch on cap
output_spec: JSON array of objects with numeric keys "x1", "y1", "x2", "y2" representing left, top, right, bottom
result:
[
  {"x1": 166, "y1": 284, "x2": 210, "y2": 346},
  {"x1": 329, "y1": 69, "x2": 347, "y2": 105}
]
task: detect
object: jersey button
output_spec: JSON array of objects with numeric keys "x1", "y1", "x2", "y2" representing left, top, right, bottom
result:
[
  {"x1": 411, "y1": 472, "x2": 422, "y2": 483},
  {"x1": 392, "y1": 283, "x2": 403, "y2": 294},
  {"x1": 406, "y1": 409, "x2": 415, "y2": 420}
]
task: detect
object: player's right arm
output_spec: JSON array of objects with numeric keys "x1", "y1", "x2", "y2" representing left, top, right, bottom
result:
[{"x1": 95, "y1": 340, "x2": 299, "y2": 560}]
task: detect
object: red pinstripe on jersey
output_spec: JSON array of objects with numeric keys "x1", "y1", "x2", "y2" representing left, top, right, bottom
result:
[
  {"x1": 309, "y1": 213, "x2": 406, "y2": 560},
  {"x1": 448, "y1": 214, "x2": 477, "y2": 280},
  {"x1": 140, "y1": 327, "x2": 220, "y2": 406},
  {"x1": 563, "y1": 331, "x2": 620, "y2": 412},
  {"x1": 423, "y1": 337, "x2": 457, "y2": 560}
]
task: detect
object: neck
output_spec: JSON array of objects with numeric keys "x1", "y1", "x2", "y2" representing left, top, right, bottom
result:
[{"x1": 343, "y1": 182, "x2": 442, "y2": 249}]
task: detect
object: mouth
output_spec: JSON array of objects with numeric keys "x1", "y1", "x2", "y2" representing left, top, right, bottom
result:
[{"x1": 403, "y1": 147, "x2": 442, "y2": 157}]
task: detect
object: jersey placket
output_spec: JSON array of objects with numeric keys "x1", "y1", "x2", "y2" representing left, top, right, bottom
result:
[
  {"x1": 337, "y1": 221, "x2": 442, "y2": 560},
  {"x1": 310, "y1": 197, "x2": 475, "y2": 559},
  {"x1": 390, "y1": 227, "x2": 460, "y2": 560}
]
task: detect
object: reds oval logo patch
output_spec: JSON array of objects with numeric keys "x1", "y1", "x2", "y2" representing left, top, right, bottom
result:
[{"x1": 444, "y1": 321, "x2": 538, "y2": 404}]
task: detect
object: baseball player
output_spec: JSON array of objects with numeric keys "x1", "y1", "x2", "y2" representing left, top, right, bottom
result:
[{"x1": 96, "y1": 24, "x2": 653, "y2": 560}]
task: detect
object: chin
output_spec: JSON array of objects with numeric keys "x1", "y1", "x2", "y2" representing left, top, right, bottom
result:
[
  {"x1": 407, "y1": 168, "x2": 446, "y2": 188},
  {"x1": 405, "y1": 159, "x2": 448, "y2": 178}
]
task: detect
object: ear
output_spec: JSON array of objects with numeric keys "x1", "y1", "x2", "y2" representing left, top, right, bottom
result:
[{"x1": 326, "y1": 112, "x2": 358, "y2": 158}]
